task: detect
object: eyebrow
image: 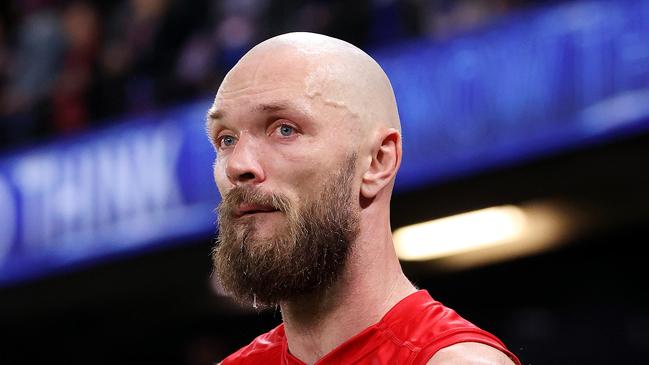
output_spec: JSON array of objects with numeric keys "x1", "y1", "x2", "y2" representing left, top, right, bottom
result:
[
  {"x1": 206, "y1": 100, "x2": 299, "y2": 127},
  {"x1": 254, "y1": 101, "x2": 292, "y2": 113},
  {"x1": 205, "y1": 109, "x2": 221, "y2": 137},
  {"x1": 207, "y1": 108, "x2": 224, "y2": 120}
]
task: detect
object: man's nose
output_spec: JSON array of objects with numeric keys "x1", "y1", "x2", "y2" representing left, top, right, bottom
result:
[{"x1": 225, "y1": 135, "x2": 265, "y2": 185}]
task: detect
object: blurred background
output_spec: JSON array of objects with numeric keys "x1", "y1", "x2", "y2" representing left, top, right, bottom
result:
[{"x1": 1, "y1": 0, "x2": 648, "y2": 364}]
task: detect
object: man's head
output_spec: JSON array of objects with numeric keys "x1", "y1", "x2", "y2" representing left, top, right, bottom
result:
[{"x1": 207, "y1": 32, "x2": 402, "y2": 307}]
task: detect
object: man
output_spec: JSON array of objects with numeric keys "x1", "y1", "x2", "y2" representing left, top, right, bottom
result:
[{"x1": 206, "y1": 32, "x2": 521, "y2": 365}]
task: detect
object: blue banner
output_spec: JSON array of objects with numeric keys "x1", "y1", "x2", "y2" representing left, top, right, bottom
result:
[
  {"x1": 2, "y1": 0, "x2": 649, "y2": 286},
  {"x1": 376, "y1": 0, "x2": 649, "y2": 189},
  {"x1": 0, "y1": 101, "x2": 219, "y2": 285}
]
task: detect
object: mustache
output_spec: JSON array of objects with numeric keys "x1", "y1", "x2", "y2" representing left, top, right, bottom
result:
[{"x1": 217, "y1": 186, "x2": 291, "y2": 218}]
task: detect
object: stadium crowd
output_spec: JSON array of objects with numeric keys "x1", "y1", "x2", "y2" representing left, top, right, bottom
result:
[{"x1": 0, "y1": 0, "x2": 531, "y2": 151}]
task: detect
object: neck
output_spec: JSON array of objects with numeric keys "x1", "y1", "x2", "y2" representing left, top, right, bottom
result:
[{"x1": 279, "y1": 218, "x2": 416, "y2": 365}]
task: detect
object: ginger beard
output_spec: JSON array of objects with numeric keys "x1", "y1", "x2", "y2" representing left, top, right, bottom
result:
[{"x1": 212, "y1": 155, "x2": 360, "y2": 307}]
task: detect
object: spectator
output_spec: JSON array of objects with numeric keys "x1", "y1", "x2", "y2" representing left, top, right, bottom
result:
[
  {"x1": 0, "y1": 0, "x2": 539, "y2": 152},
  {"x1": 98, "y1": 0, "x2": 171, "y2": 116},
  {"x1": 1, "y1": 2, "x2": 64, "y2": 145},
  {"x1": 51, "y1": 1, "x2": 100, "y2": 134}
]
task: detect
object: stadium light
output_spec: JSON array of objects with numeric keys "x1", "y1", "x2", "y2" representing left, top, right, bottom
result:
[{"x1": 393, "y1": 203, "x2": 569, "y2": 267}]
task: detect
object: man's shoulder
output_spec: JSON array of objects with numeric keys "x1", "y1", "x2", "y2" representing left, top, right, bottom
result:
[
  {"x1": 387, "y1": 291, "x2": 519, "y2": 364},
  {"x1": 426, "y1": 342, "x2": 517, "y2": 365},
  {"x1": 386, "y1": 290, "x2": 481, "y2": 345},
  {"x1": 219, "y1": 324, "x2": 285, "y2": 365}
]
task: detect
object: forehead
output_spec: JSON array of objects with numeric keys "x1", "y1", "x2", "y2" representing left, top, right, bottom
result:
[
  {"x1": 209, "y1": 88, "x2": 315, "y2": 131},
  {"x1": 207, "y1": 44, "x2": 364, "y2": 137},
  {"x1": 221, "y1": 45, "x2": 313, "y2": 95},
  {"x1": 212, "y1": 49, "x2": 315, "y2": 115},
  {"x1": 211, "y1": 57, "x2": 353, "y2": 130}
]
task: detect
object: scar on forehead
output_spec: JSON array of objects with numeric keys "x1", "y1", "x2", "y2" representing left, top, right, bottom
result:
[{"x1": 304, "y1": 70, "x2": 360, "y2": 119}]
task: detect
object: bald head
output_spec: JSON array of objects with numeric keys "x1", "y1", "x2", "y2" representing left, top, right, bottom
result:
[
  {"x1": 215, "y1": 32, "x2": 401, "y2": 137},
  {"x1": 209, "y1": 32, "x2": 403, "y2": 208}
]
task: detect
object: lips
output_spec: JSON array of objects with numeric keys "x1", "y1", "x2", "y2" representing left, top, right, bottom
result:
[{"x1": 234, "y1": 203, "x2": 279, "y2": 217}]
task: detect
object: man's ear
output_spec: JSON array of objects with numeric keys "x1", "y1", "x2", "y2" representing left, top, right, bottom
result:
[{"x1": 361, "y1": 128, "x2": 401, "y2": 199}]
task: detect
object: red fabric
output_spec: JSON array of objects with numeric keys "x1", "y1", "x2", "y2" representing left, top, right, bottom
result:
[{"x1": 221, "y1": 290, "x2": 521, "y2": 365}]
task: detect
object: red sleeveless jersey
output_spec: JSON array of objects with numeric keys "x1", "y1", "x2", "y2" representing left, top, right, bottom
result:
[{"x1": 220, "y1": 290, "x2": 521, "y2": 365}]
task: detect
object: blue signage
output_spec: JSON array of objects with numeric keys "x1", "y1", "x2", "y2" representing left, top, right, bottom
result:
[
  {"x1": 2, "y1": 0, "x2": 649, "y2": 286},
  {"x1": 375, "y1": 0, "x2": 649, "y2": 190},
  {"x1": 0, "y1": 101, "x2": 220, "y2": 285}
]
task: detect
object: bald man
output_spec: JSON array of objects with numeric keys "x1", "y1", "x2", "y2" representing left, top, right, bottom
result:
[{"x1": 206, "y1": 32, "x2": 521, "y2": 365}]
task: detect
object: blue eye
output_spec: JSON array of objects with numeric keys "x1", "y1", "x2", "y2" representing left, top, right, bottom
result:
[
  {"x1": 279, "y1": 124, "x2": 294, "y2": 137},
  {"x1": 220, "y1": 135, "x2": 237, "y2": 147}
]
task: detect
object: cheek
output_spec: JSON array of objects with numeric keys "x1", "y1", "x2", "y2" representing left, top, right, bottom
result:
[
  {"x1": 263, "y1": 152, "x2": 317, "y2": 197},
  {"x1": 213, "y1": 159, "x2": 229, "y2": 195},
  {"x1": 288, "y1": 162, "x2": 333, "y2": 198}
]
